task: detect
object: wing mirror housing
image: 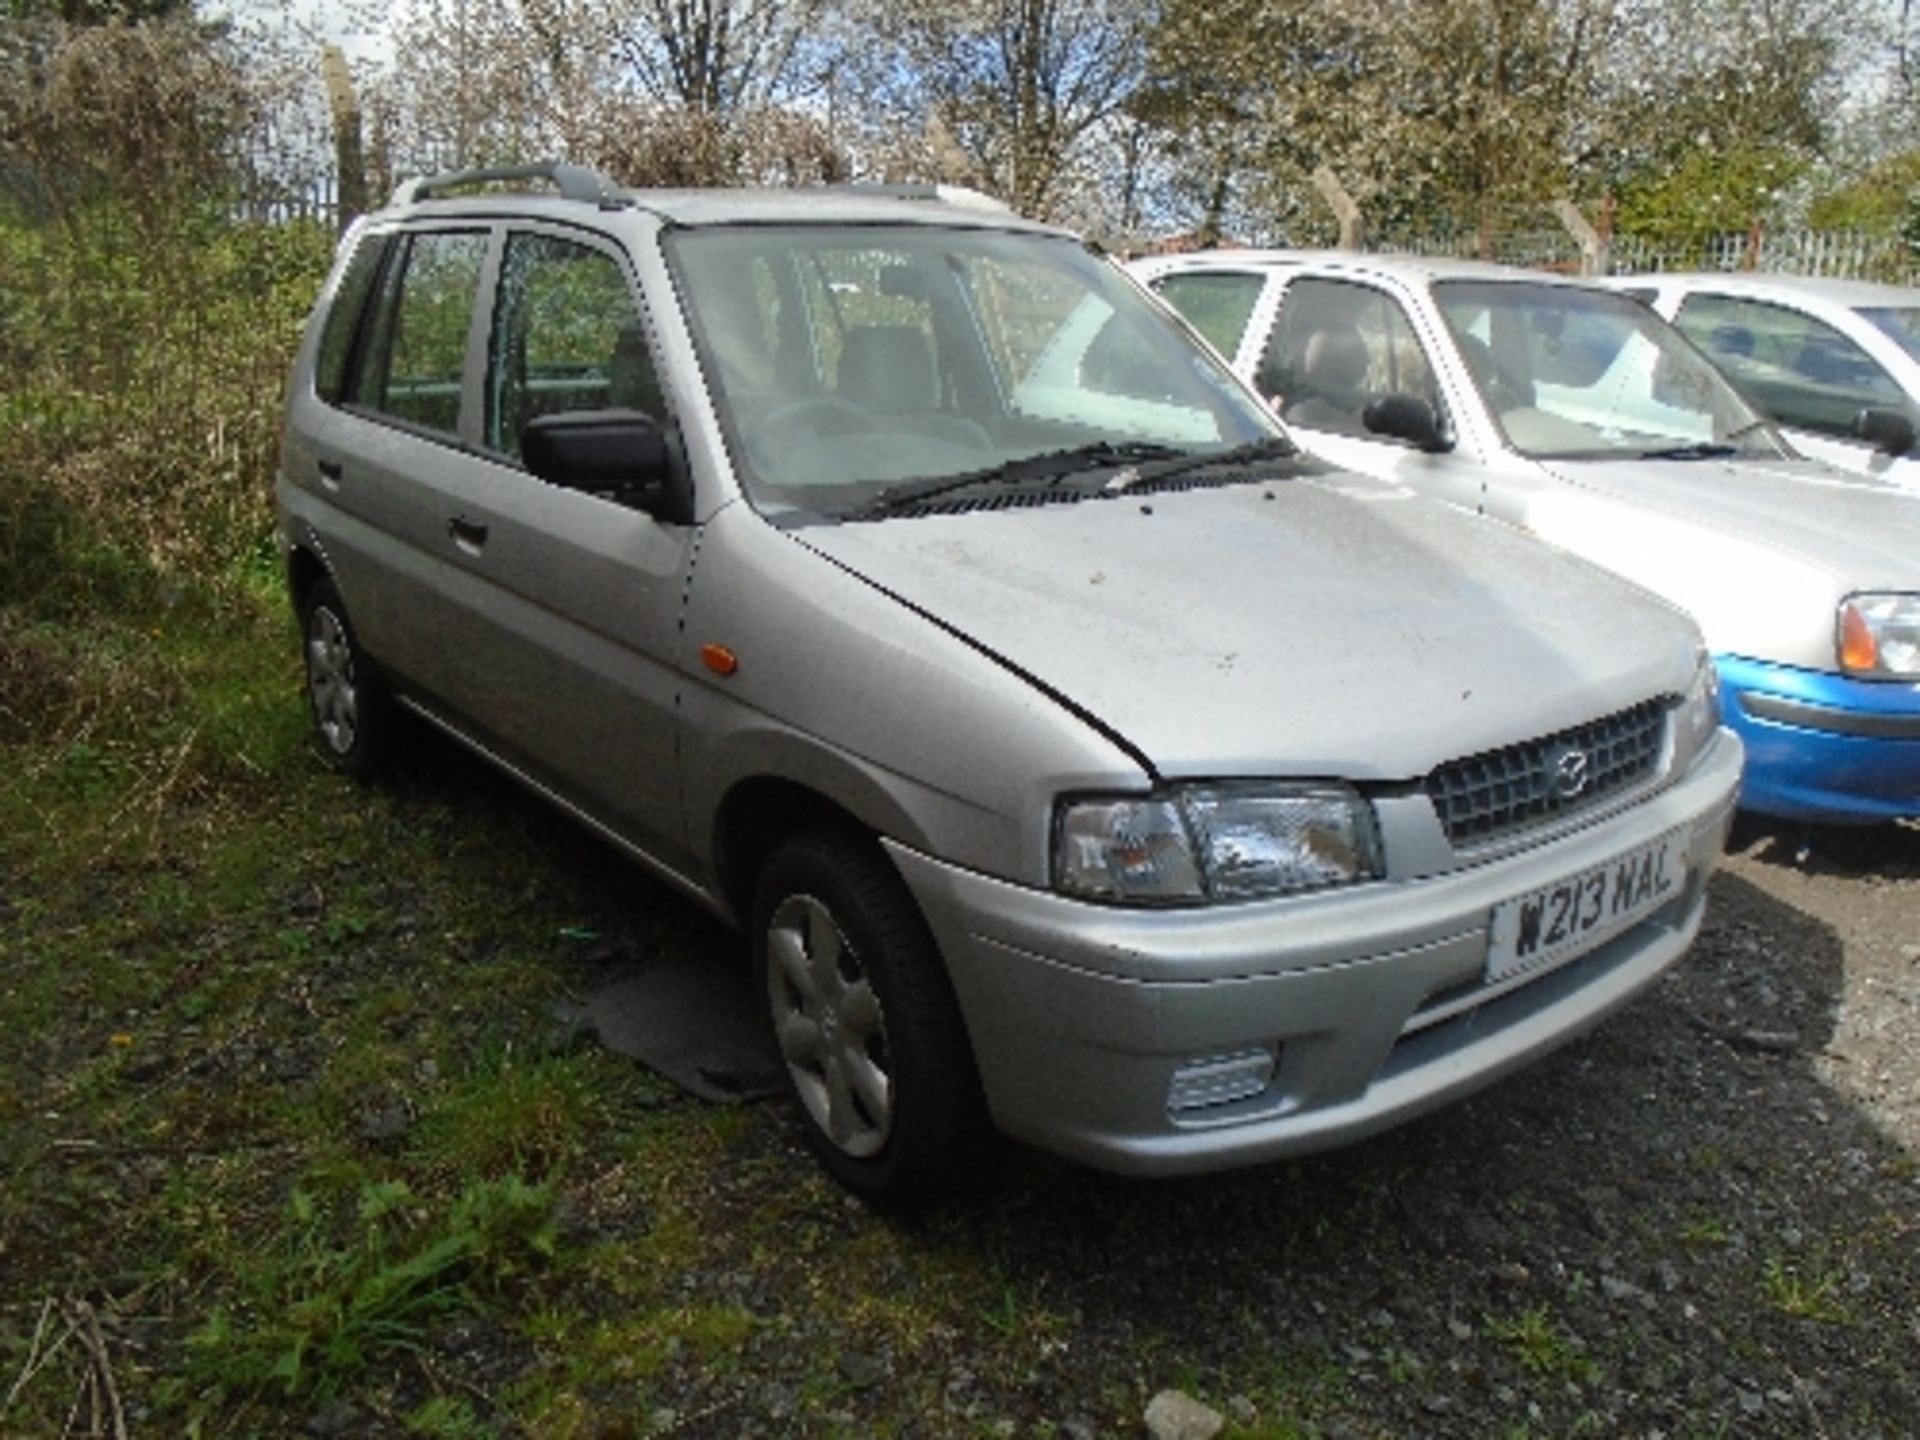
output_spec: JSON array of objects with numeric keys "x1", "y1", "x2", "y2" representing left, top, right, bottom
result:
[
  {"x1": 1852, "y1": 406, "x2": 1916, "y2": 457},
  {"x1": 521, "y1": 409, "x2": 693, "y2": 523},
  {"x1": 1362, "y1": 393, "x2": 1453, "y2": 452}
]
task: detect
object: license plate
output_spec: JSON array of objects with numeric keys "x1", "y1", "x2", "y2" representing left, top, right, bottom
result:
[{"x1": 1486, "y1": 830, "x2": 1687, "y2": 985}]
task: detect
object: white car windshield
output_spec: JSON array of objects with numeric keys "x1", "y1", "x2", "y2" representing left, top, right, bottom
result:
[
  {"x1": 1860, "y1": 305, "x2": 1920, "y2": 364},
  {"x1": 1432, "y1": 280, "x2": 1785, "y2": 461},
  {"x1": 665, "y1": 225, "x2": 1280, "y2": 515}
]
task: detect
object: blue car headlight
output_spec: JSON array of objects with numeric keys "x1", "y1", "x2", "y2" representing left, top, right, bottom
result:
[{"x1": 1839, "y1": 593, "x2": 1920, "y2": 678}]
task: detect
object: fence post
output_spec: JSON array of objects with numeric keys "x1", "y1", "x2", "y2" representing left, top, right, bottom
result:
[
  {"x1": 322, "y1": 45, "x2": 368, "y2": 231},
  {"x1": 1312, "y1": 166, "x2": 1365, "y2": 250},
  {"x1": 1548, "y1": 200, "x2": 1609, "y2": 276}
]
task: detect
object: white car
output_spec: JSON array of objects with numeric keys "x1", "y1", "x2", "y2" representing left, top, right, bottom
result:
[
  {"x1": 1606, "y1": 272, "x2": 1920, "y2": 489},
  {"x1": 1130, "y1": 249, "x2": 1920, "y2": 825}
]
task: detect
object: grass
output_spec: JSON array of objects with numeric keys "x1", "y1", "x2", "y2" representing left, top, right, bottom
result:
[
  {"x1": 0, "y1": 578, "x2": 1118, "y2": 1436},
  {"x1": 6, "y1": 534, "x2": 1919, "y2": 1439}
]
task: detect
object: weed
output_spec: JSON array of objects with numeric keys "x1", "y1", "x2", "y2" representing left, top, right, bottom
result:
[
  {"x1": 412, "y1": 1050, "x2": 607, "y2": 1181},
  {"x1": 1484, "y1": 1305, "x2": 1596, "y2": 1382},
  {"x1": 179, "y1": 1173, "x2": 556, "y2": 1406},
  {"x1": 979, "y1": 1282, "x2": 1023, "y2": 1338},
  {"x1": 1760, "y1": 1254, "x2": 1851, "y2": 1324},
  {"x1": 1681, "y1": 1215, "x2": 1731, "y2": 1246},
  {"x1": 406, "y1": 1393, "x2": 497, "y2": 1438}
]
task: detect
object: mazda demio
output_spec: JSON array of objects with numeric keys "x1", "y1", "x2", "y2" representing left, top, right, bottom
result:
[{"x1": 279, "y1": 165, "x2": 1741, "y2": 1203}]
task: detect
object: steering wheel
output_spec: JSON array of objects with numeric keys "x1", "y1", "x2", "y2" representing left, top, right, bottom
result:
[{"x1": 758, "y1": 396, "x2": 878, "y2": 440}]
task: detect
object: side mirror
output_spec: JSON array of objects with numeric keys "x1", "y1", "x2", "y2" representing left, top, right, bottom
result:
[
  {"x1": 1362, "y1": 393, "x2": 1452, "y2": 452},
  {"x1": 1852, "y1": 407, "x2": 1916, "y2": 457},
  {"x1": 521, "y1": 409, "x2": 690, "y2": 521}
]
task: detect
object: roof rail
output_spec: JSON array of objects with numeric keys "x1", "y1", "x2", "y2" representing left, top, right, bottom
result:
[
  {"x1": 826, "y1": 182, "x2": 1013, "y2": 214},
  {"x1": 390, "y1": 162, "x2": 624, "y2": 209}
]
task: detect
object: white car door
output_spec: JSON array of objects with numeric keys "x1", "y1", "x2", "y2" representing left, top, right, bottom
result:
[{"x1": 1254, "y1": 273, "x2": 1492, "y2": 513}]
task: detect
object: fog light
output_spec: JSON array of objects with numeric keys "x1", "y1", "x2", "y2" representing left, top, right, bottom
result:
[{"x1": 1167, "y1": 1049, "x2": 1275, "y2": 1113}]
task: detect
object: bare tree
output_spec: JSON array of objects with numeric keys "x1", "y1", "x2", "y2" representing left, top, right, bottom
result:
[
  {"x1": 616, "y1": 0, "x2": 833, "y2": 114},
  {"x1": 869, "y1": 0, "x2": 1147, "y2": 217}
]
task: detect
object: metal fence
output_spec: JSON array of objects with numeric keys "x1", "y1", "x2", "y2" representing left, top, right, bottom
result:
[{"x1": 1374, "y1": 224, "x2": 1918, "y2": 285}]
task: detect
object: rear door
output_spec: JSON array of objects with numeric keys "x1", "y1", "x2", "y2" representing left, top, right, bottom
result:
[{"x1": 296, "y1": 225, "x2": 495, "y2": 708}]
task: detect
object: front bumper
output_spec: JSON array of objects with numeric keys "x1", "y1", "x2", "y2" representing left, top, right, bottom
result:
[
  {"x1": 1718, "y1": 655, "x2": 1920, "y2": 823},
  {"x1": 888, "y1": 730, "x2": 1743, "y2": 1177}
]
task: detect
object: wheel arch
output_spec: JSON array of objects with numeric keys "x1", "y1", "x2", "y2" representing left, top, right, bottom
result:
[
  {"x1": 285, "y1": 541, "x2": 331, "y2": 618},
  {"x1": 710, "y1": 776, "x2": 892, "y2": 927}
]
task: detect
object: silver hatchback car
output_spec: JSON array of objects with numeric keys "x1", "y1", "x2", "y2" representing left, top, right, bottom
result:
[{"x1": 279, "y1": 164, "x2": 1741, "y2": 1204}]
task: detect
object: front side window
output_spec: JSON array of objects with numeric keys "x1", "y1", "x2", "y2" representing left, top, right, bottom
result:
[
  {"x1": 1153, "y1": 271, "x2": 1265, "y2": 357},
  {"x1": 487, "y1": 232, "x2": 653, "y2": 459},
  {"x1": 665, "y1": 225, "x2": 1278, "y2": 514},
  {"x1": 1259, "y1": 277, "x2": 1440, "y2": 439},
  {"x1": 352, "y1": 230, "x2": 488, "y2": 436},
  {"x1": 1674, "y1": 293, "x2": 1913, "y2": 440},
  {"x1": 1433, "y1": 280, "x2": 1780, "y2": 460}
]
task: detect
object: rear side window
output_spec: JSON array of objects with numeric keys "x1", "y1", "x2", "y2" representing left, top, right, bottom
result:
[
  {"x1": 1153, "y1": 271, "x2": 1264, "y2": 358},
  {"x1": 351, "y1": 230, "x2": 489, "y2": 436},
  {"x1": 487, "y1": 232, "x2": 653, "y2": 459},
  {"x1": 314, "y1": 232, "x2": 389, "y2": 404},
  {"x1": 1674, "y1": 293, "x2": 1913, "y2": 439}
]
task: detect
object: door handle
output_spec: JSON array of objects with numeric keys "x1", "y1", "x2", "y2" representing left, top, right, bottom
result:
[
  {"x1": 317, "y1": 458, "x2": 343, "y2": 484},
  {"x1": 448, "y1": 516, "x2": 489, "y2": 551}
]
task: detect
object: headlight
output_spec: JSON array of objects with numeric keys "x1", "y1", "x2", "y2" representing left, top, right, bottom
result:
[
  {"x1": 1839, "y1": 593, "x2": 1920, "y2": 678},
  {"x1": 1054, "y1": 783, "x2": 1382, "y2": 905},
  {"x1": 1672, "y1": 651, "x2": 1721, "y2": 769}
]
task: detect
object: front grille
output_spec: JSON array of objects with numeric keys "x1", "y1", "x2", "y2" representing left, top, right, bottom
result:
[{"x1": 1426, "y1": 699, "x2": 1668, "y2": 846}]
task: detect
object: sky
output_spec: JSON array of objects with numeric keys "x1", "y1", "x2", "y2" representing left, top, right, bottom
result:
[{"x1": 203, "y1": 0, "x2": 396, "y2": 70}]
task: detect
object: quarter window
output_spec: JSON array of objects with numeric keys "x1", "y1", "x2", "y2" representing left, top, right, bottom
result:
[
  {"x1": 1673, "y1": 294, "x2": 1914, "y2": 440},
  {"x1": 1261, "y1": 278, "x2": 1440, "y2": 439},
  {"x1": 488, "y1": 233, "x2": 654, "y2": 459},
  {"x1": 315, "y1": 231, "x2": 389, "y2": 404},
  {"x1": 352, "y1": 230, "x2": 488, "y2": 436},
  {"x1": 1154, "y1": 271, "x2": 1265, "y2": 358}
]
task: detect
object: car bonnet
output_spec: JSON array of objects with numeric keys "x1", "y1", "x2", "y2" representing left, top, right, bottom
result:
[{"x1": 795, "y1": 472, "x2": 1701, "y2": 782}]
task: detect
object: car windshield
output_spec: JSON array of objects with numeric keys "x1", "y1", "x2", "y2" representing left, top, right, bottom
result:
[
  {"x1": 1859, "y1": 305, "x2": 1920, "y2": 364},
  {"x1": 1431, "y1": 280, "x2": 1784, "y2": 460},
  {"x1": 664, "y1": 224, "x2": 1279, "y2": 516}
]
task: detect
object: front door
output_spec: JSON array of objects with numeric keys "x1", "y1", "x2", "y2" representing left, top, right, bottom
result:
[{"x1": 1258, "y1": 275, "x2": 1489, "y2": 512}]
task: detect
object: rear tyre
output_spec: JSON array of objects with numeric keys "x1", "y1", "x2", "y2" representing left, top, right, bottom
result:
[
  {"x1": 752, "y1": 828, "x2": 994, "y2": 1208},
  {"x1": 300, "y1": 578, "x2": 390, "y2": 780}
]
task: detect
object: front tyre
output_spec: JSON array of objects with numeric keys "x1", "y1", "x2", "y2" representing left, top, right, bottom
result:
[
  {"x1": 753, "y1": 829, "x2": 993, "y2": 1208},
  {"x1": 300, "y1": 577, "x2": 390, "y2": 780}
]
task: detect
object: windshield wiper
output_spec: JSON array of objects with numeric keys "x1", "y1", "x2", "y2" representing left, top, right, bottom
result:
[
  {"x1": 1103, "y1": 435, "x2": 1301, "y2": 494},
  {"x1": 1639, "y1": 441, "x2": 1739, "y2": 460},
  {"x1": 858, "y1": 440, "x2": 1187, "y2": 518}
]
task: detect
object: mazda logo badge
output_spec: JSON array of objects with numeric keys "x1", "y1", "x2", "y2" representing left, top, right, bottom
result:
[{"x1": 1548, "y1": 745, "x2": 1591, "y2": 799}]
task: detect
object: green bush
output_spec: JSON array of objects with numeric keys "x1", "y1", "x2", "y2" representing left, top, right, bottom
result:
[{"x1": 0, "y1": 203, "x2": 333, "y2": 615}]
